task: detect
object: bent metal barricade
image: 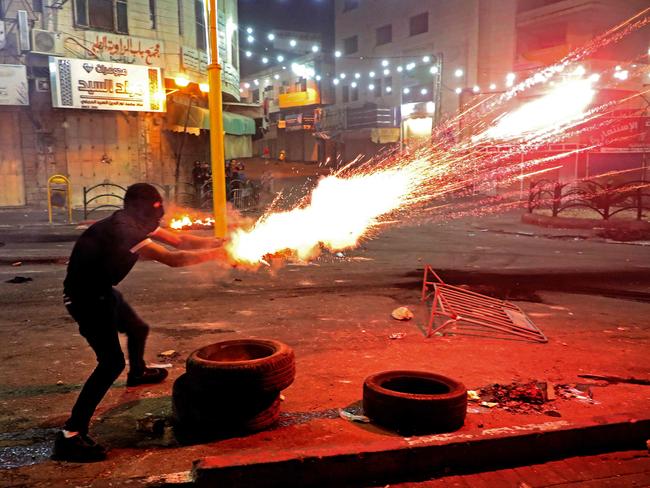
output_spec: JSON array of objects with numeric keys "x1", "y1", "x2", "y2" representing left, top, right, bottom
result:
[{"x1": 49, "y1": 57, "x2": 165, "y2": 112}]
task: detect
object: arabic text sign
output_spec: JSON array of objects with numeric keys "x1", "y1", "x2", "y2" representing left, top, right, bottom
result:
[
  {"x1": 63, "y1": 33, "x2": 164, "y2": 67},
  {"x1": 0, "y1": 64, "x2": 29, "y2": 106},
  {"x1": 49, "y1": 57, "x2": 164, "y2": 112}
]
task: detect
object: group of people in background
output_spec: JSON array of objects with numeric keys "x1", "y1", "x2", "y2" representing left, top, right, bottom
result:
[{"x1": 192, "y1": 159, "x2": 250, "y2": 205}]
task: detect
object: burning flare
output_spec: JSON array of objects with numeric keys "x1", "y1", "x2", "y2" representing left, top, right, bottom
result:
[
  {"x1": 226, "y1": 166, "x2": 423, "y2": 265},
  {"x1": 474, "y1": 76, "x2": 597, "y2": 142}
]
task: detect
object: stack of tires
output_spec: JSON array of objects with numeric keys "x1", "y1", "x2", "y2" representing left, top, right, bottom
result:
[{"x1": 172, "y1": 339, "x2": 295, "y2": 439}]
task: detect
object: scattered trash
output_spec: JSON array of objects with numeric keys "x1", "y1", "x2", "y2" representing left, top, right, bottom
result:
[
  {"x1": 391, "y1": 307, "x2": 413, "y2": 321},
  {"x1": 56, "y1": 380, "x2": 64, "y2": 386},
  {"x1": 338, "y1": 409, "x2": 370, "y2": 423},
  {"x1": 5, "y1": 276, "x2": 32, "y2": 284},
  {"x1": 158, "y1": 350, "x2": 179, "y2": 359},
  {"x1": 388, "y1": 332, "x2": 406, "y2": 340},
  {"x1": 335, "y1": 252, "x2": 345, "y2": 258},
  {"x1": 646, "y1": 439, "x2": 650, "y2": 453},
  {"x1": 556, "y1": 385, "x2": 600, "y2": 404},
  {"x1": 480, "y1": 401, "x2": 498, "y2": 408},
  {"x1": 136, "y1": 414, "x2": 166, "y2": 436},
  {"x1": 11, "y1": 261, "x2": 22, "y2": 267},
  {"x1": 148, "y1": 363, "x2": 172, "y2": 369},
  {"x1": 469, "y1": 381, "x2": 597, "y2": 414},
  {"x1": 280, "y1": 394, "x2": 285, "y2": 401}
]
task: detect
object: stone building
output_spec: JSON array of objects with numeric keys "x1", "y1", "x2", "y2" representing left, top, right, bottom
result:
[
  {"x1": 0, "y1": 0, "x2": 248, "y2": 209},
  {"x1": 324, "y1": 0, "x2": 649, "y2": 173}
]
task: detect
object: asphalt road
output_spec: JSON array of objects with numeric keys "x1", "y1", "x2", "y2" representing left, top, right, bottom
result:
[{"x1": 1, "y1": 214, "x2": 649, "y2": 486}]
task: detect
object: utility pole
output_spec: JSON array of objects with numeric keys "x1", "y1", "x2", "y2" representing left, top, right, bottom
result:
[{"x1": 206, "y1": 0, "x2": 228, "y2": 237}]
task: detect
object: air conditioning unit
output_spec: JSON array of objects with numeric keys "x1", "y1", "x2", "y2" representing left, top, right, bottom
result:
[{"x1": 31, "y1": 29, "x2": 63, "y2": 56}]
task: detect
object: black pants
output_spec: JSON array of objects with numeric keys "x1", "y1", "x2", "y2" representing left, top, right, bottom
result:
[{"x1": 63, "y1": 289, "x2": 149, "y2": 434}]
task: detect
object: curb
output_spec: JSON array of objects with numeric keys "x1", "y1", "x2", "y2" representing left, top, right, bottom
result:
[
  {"x1": 522, "y1": 212, "x2": 650, "y2": 231},
  {"x1": 192, "y1": 412, "x2": 650, "y2": 487}
]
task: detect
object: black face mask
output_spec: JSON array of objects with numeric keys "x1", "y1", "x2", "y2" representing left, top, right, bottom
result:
[{"x1": 128, "y1": 200, "x2": 164, "y2": 234}]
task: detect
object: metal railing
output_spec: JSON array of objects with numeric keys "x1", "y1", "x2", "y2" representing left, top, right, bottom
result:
[
  {"x1": 528, "y1": 179, "x2": 650, "y2": 220},
  {"x1": 83, "y1": 183, "x2": 127, "y2": 219}
]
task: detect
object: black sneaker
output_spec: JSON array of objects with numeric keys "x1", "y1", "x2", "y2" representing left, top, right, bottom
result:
[
  {"x1": 51, "y1": 431, "x2": 107, "y2": 462},
  {"x1": 127, "y1": 367, "x2": 168, "y2": 387}
]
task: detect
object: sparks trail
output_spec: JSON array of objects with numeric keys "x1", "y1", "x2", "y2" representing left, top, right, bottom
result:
[{"x1": 225, "y1": 9, "x2": 649, "y2": 267}]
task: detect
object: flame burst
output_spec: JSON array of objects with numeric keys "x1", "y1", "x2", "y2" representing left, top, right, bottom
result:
[
  {"x1": 170, "y1": 214, "x2": 215, "y2": 230},
  {"x1": 224, "y1": 9, "x2": 649, "y2": 267},
  {"x1": 227, "y1": 165, "x2": 426, "y2": 264}
]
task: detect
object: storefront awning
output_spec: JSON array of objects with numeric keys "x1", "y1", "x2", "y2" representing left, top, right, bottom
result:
[{"x1": 165, "y1": 102, "x2": 256, "y2": 136}]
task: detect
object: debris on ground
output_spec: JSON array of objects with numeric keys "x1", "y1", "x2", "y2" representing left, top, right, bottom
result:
[
  {"x1": 158, "y1": 350, "x2": 179, "y2": 360},
  {"x1": 391, "y1": 307, "x2": 413, "y2": 321},
  {"x1": 338, "y1": 408, "x2": 370, "y2": 423},
  {"x1": 578, "y1": 373, "x2": 650, "y2": 386},
  {"x1": 555, "y1": 384, "x2": 600, "y2": 404},
  {"x1": 148, "y1": 363, "x2": 172, "y2": 369},
  {"x1": 5, "y1": 276, "x2": 32, "y2": 284},
  {"x1": 388, "y1": 332, "x2": 406, "y2": 340},
  {"x1": 136, "y1": 413, "x2": 166, "y2": 436},
  {"x1": 467, "y1": 390, "x2": 480, "y2": 401},
  {"x1": 11, "y1": 261, "x2": 21, "y2": 266},
  {"x1": 470, "y1": 380, "x2": 602, "y2": 414}
]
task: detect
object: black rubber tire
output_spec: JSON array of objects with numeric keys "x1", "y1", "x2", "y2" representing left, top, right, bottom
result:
[
  {"x1": 172, "y1": 373, "x2": 281, "y2": 435},
  {"x1": 363, "y1": 370, "x2": 467, "y2": 435},
  {"x1": 186, "y1": 339, "x2": 295, "y2": 393}
]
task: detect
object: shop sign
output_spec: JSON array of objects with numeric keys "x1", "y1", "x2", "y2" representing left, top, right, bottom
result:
[
  {"x1": 584, "y1": 116, "x2": 649, "y2": 149},
  {"x1": 285, "y1": 113, "x2": 303, "y2": 131},
  {"x1": 49, "y1": 57, "x2": 164, "y2": 112},
  {"x1": 0, "y1": 64, "x2": 28, "y2": 105},
  {"x1": 63, "y1": 32, "x2": 164, "y2": 67},
  {"x1": 181, "y1": 46, "x2": 208, "y2": 73}
]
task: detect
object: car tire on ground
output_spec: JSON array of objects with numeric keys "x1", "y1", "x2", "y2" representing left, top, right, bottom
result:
[
  {"x1": 185, "y1": 339, "x2": 295, "y2": 393},
  {"x1": 363, "y1": 370, "x2": 467, "y2": 434},
  {"x1": 172, "y1": 373, "x2": 281, "y2": 435}
]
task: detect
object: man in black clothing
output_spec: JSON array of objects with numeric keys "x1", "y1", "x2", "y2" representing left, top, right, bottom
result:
[{"x1": 53, "y1": 183, "x2": 229, "y2": 462}]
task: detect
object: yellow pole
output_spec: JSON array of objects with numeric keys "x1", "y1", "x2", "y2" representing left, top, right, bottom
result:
[{"x1": 207, "y1": 0, "x2": 228, "y2": 237}]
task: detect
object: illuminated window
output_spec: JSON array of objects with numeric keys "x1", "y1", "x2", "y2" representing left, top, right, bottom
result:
[{"x1": 409, "y1": 12, "x2": 428, "y2": 36}]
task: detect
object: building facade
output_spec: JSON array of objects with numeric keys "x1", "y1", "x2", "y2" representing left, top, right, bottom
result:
[
  {"x1": 325, "y1": 0, "x2": 649, "y2": 172},
  {"x1": 0, "y1": 0, "x2": 246, "y2": 208},
  {"x1": 238, "y1": 29, "x2": 335, "y2": 163}
]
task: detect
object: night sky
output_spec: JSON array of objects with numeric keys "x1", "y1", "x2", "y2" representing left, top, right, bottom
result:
[{"x1": 237, "y1": 0, "x2": 334, "y2": 76}]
